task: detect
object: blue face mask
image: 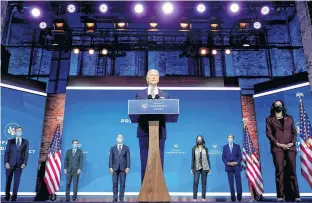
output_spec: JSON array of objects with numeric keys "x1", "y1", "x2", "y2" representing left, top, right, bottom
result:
[
  {"x1": 16, "y1": 132, "x2": 23, "y2": 137},
  {"x1": 72, "y1": 144, "x2": 78, "y2": 149}
]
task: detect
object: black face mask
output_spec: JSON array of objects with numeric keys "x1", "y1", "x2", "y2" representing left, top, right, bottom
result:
[
  {"x1": 197, "y1": 141, "x2": 203, "y2": 145},
  {"x1": 275, "y1": 106, "x2": 283, "y2": 113}
]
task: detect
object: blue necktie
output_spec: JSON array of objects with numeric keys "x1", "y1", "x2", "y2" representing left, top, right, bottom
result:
[
  {"x1": 230, "y1": 144, "x2": 233, "y2": 153},
  {"x1": 17, "y1": 138, "x2": 20, "y2": 148},
  {"x1": 118, "y1": 145, "x2": 121, "y2": 154}
]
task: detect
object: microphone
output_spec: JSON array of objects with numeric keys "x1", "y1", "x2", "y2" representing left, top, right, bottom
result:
[
  {"x1": 148, "y1": 94, "x2": 153, "y2": 100},
  {"x1": 154, "y1": 94, "x2": 160, "y2": 99}
]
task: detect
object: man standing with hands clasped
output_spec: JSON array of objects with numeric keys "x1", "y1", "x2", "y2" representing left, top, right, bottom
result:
[
  {"x1": 64, "y1": 140, "x2": 83, "y2": 202},
  {"x1": 222, "y1": 134, "x2": 243, "y2": 202},
  {"x1": 109, "y1": 134, "x2": 130, "y2": 202}
]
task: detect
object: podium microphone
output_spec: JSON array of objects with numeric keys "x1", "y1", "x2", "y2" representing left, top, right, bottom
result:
[
  {"x1": 155, "y1": 94, "x2": 160, "y2": 99},
  {"x1": 148, "y1": 94, "x2": 153, "y2": 100}
]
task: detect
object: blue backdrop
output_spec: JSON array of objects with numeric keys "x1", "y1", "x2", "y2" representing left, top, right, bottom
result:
[
  {"x1": 1, "y1": 87, "x2": 46, "y2": 192},
  {"x1": 254, "y1": 84, "x2": 311, "y2": 193},
  {"x1": 60, "y1": 89, "x2": 249, "y2": 192}
]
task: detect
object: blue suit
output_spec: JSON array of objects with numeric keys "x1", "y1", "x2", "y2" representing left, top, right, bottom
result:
[
  {"x1": 135, "y1": 88, "x2": 168, "y2": 182},
  {"x1": 109, "y1": 145, "x2": 130, "y2": 201},
  {"x1": 222, "y1": 143, "x2": 242, "y2": 201},
  {"x1": 4, "y1": 138, "x2": 29, "y2": 200}
]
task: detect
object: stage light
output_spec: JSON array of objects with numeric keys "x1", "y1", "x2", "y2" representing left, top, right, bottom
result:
[
  {"x1": 199, "y1": 47, "x2": 208, "y2": 56},
  {"x1": 31, "y1": 8, "x2": 41, "y2": 17},
  {"x1": 88, "y1": 49, "x2": 94, "y2": 55},
  {"x1": 210, "y1": 23, "x2": 221, "y2": 31},
  {"x1": 39, "y1": 22, "x2": 47, "y2": 29},
  {"x1": 73, "y1": 48, "x2": 80, "y2": 54},
  {"x1": 212, "y1": 49, "x2": 217, "y2": 55},
  {"x1": 67, "y1": 4, "x2": 76, "y2": 13},
  {"x1": 253, "y1": 21, "x2": 261, "y2": 29},
  {"x1": 149, "y1": 22, "x2": 158, "y2": 31},
  {"x1": 162, "y1": 2, "x2": 173, "y2": 14},
  {"x1": 115, "y1": 22, "x2": 128, "y2": 30},
  {"x1": 197, "y1": 4, "x2": 206, "y2": 13},
  {"x1": 179, "y1": 22, "x2": 191, "y2": 31},
  {"x1": 239, "y1": 22, "x2": 249, "y2": 30},
  {"x1": 225, "y1": 49, "x2": 231, "y2": 55},
  {"x1": 242, "y1": 39, "x2": 250, "y2": 47},
  {"x1": 84, "y1": 19, "x2": 96, "y2": 33},
  {"x1": 101, "y1": 48, "x2": 108, "y2": 55},
  {"x1": 99, "y1": 4, "x2": 108, "y2": 13},
  {"x1": 230, "y1": 3, "x2": 239, "y2": 13},
  {"x1": 53, "y1": 19, "x2": 65, "y2": 32},
  {"x1": 134, "y1": 4, "x2": 144, "y2": 14},
  {"x1": 261, "y1": 6, "x2": 270, "y2": 15}
]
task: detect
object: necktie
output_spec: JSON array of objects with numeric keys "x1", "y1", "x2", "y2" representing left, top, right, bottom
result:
[
  {"x1": 17, "y1": 138, "x2": 20, "y2": 148},
  {"x1": 118, "y1": 145, "x2": 121, "y2": 154},
  {"x1": 230, "y1": 144, "x2": 233, "y2": 153},
  {"x1": 73, "y1": 149, "x2": 76, "y2": 156}
]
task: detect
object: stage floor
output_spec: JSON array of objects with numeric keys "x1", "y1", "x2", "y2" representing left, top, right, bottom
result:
[{"x1": 1, "y1": 196, "x2": 312, "y2": 202}]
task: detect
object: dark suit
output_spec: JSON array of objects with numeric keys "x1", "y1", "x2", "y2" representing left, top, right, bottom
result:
[
  {"x1": 135, "y1": 88, "x2": 168, "y2": 182},
  {"x1": 4, "y1": 138, "x2": 29, "y2": 200},
  {"x1": 64, "y1": 148, "x2": 83, "y2": 200},
  {"x1": 109, "y1": 144, "x2": 130, "y2": 201},
  {"x1": 222, "y1": 143, "x2": 242, "y2": 201},
  {"x1": 266, "y1": 115, "x2": 300, "y2": 199}
]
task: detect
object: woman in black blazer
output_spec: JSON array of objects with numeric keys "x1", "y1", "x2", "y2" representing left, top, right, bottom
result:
[{"x1": 191, "y1": 135, "x2": 211, "y2": 201}]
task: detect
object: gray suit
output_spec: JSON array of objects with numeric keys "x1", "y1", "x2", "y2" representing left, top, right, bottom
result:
[
  {"x1": 109, "y1": 145, "x2": 130, "y2": 201},
  {"x1": 64, "y1": 148, "x2": 83, "y2": 200}
]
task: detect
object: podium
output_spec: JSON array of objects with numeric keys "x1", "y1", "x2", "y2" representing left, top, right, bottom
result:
[{"x1": 128, "y1": 99, "x2": 179, "y2": 202}]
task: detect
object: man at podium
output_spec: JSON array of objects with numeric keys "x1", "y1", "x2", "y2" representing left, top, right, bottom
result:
[{"x1": 135, "y1": 69, "x2": 169, "y2": 183}]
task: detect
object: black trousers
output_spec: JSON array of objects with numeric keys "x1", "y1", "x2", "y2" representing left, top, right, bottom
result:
[
  {"x1": 66, "y1": 172, "x2": 80, "y2": 199},
  {"x1": 112, "y1": 169, "x2": 126, "y2": 201}
]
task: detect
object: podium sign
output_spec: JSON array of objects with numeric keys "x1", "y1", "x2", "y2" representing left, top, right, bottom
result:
[{"x1": 128, "y1": 99, "x2": 179, "y2": 123}]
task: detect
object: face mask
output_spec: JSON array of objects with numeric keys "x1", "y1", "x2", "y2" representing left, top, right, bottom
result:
[
  {"x1": 16, "y1": 132, "x2": 23, "y2": 137},
  {"x1": 197, "y1": 141, "x2": 203, "y2": 145},
  {"x1": 275, "y1": 106, "x2": 283, "y2": 113},
  {"x1": 72, "y1": 144, "x2": 78, "y2": 149},
  {"x1": 228, "y1": 138, "x2": 234, "y2": 143},
  {"x1": 117, "y1": 138, "x2": 123, "y2": 144}
]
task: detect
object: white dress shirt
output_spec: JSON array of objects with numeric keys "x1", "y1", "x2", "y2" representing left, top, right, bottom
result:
[{"x1": 118, "y1": 144, "x2": 123, "y2": 150}]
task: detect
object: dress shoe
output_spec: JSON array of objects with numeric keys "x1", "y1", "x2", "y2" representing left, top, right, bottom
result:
[
  {"x1": 295, "y1": 198, "x2": 302, "y2": 202},
  {"x1": 277, "y1": 198, "x2": 285, "y2": 202}
]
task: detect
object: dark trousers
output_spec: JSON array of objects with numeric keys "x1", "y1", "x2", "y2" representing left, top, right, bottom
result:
[
  {"x1": 272, "y1": 150, "x2": 300, "y2": 198},
  {"x1": 5, "y1": 166, "x2": 23, "y2": 200},
  {"x1": 193, "y1": 169, "x2": 208, "y2": 199},
  {"x1": 66, "y1": 172, "x2": 80, "y2": 199},
  {"x1": 139, "y1": 137, "x2": 165, "y2": 183},
  {"x1": 227, "y1": 170, "x2": 242, "y2": 201},
  {"x1": 112, "y1": 169, "x2": 126, "y2": 201}
]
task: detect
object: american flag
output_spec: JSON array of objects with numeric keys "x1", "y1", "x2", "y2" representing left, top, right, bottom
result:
[
  {"x1": 44, "y1": 123, "x2": 62, "y2": 195},
  {"x1": 298, "y1": 99, "x2": 312, "y2": 188},
  {"x1": 242, "y1": 126, "x2": 264, "y2": 196}
]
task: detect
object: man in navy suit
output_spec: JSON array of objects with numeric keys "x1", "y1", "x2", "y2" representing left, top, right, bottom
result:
[
  {"x1": 4, "y1": 126, "x2": 29, "y2": 201},
  {"x1": 109, "y1": 134, "x2": 130, "y2": 202},
  {"x1": 135, "y1": 69, "x2": 169, "y2": 183},
  {"x1": 222, "y1": 134, "x2": 243, "y2": 202}
]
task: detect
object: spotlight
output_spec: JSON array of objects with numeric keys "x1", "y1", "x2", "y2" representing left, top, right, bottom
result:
[
  {"x1": 73, "y1": 48, "x2": 80, "y2": 54},
  {"x1": 149, "y1": 22, "x2": 158, "y2": 31},
  {"x1": 253, "y1": 22, "x2": 261, "y2": 29},
  {"x1": 261, "y1": 6, "x2": 270, "y2": 15},
  {"x1": 179, "y1": 22, "x2": 191, "y2": 31},
  {"x1": 31, "y1": 7, "x2": 41, "y2": 17},
  {"x1": 212, "y1": 49, "x2": 217, "y2": 55},
  {"x1": 199, "y1": 47, "x2": 208, "y2": 56},
  {"x1": 230, "y1": 3, "x2": 239, "y2": 13},
  {"x1": 53, "y1": 19, "x2": 66, "y2": 32},
  {"x1": 162, "y1": 2, "x2": 173, "y2": 14},
  {"x1": 197, "y1": 4, "x2": 206, "y2": 13},
  {"x1": 39, "y1": 22, "x2": 47, "y2": 29},
  {"x1": 84, "y1": 19, "x2": 96, "y2": 33},
  {"x1": 99, "y1": 4, "x2": 108, "y2": 13},
  {"x1": 210, "y1": 23, "x2": 221, "y2": 31},
  {"x1": 101, "y1": 48, "x2": 108, "y2": 55},
  {"x1": 67, "y1": 4, "x2": 76, "y2": 13},
  {"x1": 115, "y1": 22, "x2": 128, "y2": 30},
  {"x1": 225, "y1": 49, "x2": 231, "y2": 55},
  {"x1": 88, "y1": 49, "x2": 95, "y2": 55},
  {"x1": 134, "y1": 4, "x2": 144, "y2": 14}
]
